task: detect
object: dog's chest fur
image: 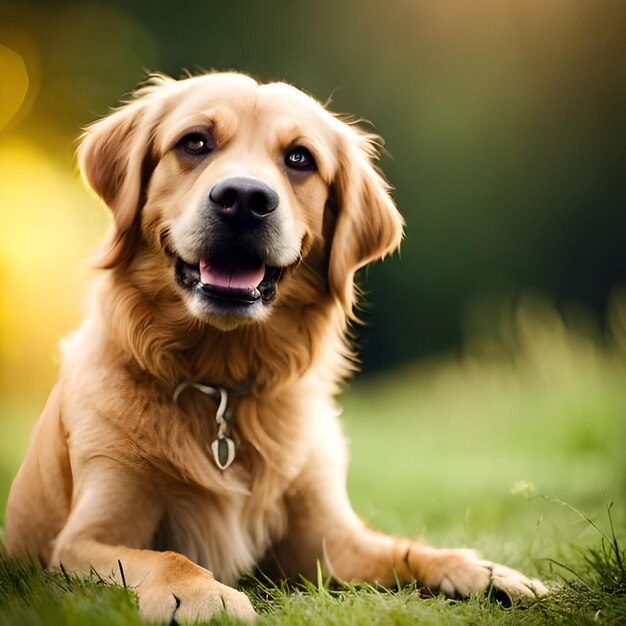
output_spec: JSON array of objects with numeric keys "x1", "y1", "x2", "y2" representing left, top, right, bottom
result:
[
  {"x1": 62, "y1": 316, "x2": 336, "y2": 584},
  {"x1": 142, "y1": 387, "x2": 336, "y2": 584}
]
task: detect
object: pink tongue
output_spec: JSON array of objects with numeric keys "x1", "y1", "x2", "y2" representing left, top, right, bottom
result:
[{"x1": 200, "y1": 259, "x2": 266, "y2": 290}]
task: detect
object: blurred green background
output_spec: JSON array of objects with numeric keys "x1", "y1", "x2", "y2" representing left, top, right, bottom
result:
[{"x1": 0, "y1": 0, "x2": 624, "y2": 539}]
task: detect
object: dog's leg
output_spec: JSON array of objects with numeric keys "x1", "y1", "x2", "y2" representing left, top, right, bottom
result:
[
  {"x1": 50, "y1": 461, "x2": 255, "y2": 623},
  {"x1": 325, "y1": 529, "x2": 547, "y2": 599},
  {"x1": 275, "y1": 443, "x2": 547, "y2": 599},
  {"x1": 5, "y1": 385, "x2": 72, "y2": 565}
]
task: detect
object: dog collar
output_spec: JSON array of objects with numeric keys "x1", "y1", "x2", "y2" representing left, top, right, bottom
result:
[{"x1": 173, "y1": 382, "x2": 236, "y2": 470}]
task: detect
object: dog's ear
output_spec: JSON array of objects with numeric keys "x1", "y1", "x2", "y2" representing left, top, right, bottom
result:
[
  {"x1": 77, "y1": 98, "x2": 158, "y2": 268},
  {"x1": 328, "y1": 126, "x2": 404, "y2": 317}
]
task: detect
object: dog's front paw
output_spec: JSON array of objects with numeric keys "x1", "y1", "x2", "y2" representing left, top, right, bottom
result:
[
  {"x1": 480, "y1": 559, "x2": 548, "y2": 599},
  {"x1": 135, "y1": 553, "x2": 256, "y2": 623},
  {"x1": 137, "y1": 577, "x2": 256, "y2": 623},
  {"x1": 406, "y1": 545, "x2": 547, "y2": 599}
]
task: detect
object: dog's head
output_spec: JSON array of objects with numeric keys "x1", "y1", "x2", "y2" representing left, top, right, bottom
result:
[{"x1": 78, "y1": 72, "x2": 403, "y2": 330}]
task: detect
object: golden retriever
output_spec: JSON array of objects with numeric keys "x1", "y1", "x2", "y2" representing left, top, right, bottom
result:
[{"x1": 5, "y1": 72, "x2": 546, "y2": 622}]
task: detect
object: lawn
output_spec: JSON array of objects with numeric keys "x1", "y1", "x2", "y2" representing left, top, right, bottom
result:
[{"x1": 0, "y1": 303, "x2": 624, "y2": 624}]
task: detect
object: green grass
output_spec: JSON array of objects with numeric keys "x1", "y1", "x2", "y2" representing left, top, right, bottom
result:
[
  {"x1": 0, "y1": 304, "x2": 624, "y2": 623},
  {"x1": 1, "y1": 530, "x2": 624, "y2": 625}
]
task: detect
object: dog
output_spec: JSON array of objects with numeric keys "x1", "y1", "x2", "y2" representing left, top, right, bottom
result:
[{"x1": 5, "y1": 71, "x2": 546, "y2": 622}]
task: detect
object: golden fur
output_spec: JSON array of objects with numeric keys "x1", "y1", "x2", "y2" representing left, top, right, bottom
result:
[{"x1": 5, "y1": 72, "x2": 546, "y2": 622}]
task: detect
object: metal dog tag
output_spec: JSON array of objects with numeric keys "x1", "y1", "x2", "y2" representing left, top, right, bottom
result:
[
  {"x1": 211, "y1": 436, "x2": 235, "y2": 470},
  {"x1": 175, "y1": 382, "x2": 237, "y2": 470}
]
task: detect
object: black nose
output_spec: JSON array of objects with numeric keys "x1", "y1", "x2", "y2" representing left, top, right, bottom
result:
[{"x1": 209, "y1": 176, "x2": 279, "y2": 229}]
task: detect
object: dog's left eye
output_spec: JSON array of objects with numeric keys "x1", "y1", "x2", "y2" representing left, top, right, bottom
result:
[
  {"x1": 284, "y1": 147, "x2": 316, "y2": 172},
  {"x1": 177, "y1": 131, "x2": 213, "y2": 157}
]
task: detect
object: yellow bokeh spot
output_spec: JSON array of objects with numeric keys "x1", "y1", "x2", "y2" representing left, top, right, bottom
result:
[
  {"x1": 0, "y1": 44, "x2": 29, "y2": 132},
  {"x1": 0, "y1": 138, "x2": 109, "y2": 406}
]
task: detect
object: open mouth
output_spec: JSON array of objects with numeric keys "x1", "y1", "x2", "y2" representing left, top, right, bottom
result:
[{"x1": 175, "y1": 246, "x2": 283, "y2": 308}]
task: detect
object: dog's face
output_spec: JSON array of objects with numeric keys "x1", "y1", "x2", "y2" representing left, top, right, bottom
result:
[{"x1": 79, "y1": 73, "x2": 403, "y2": 329}]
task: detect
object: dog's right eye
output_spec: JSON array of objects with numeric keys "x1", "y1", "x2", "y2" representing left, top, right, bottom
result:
[{"x1": 177, "y1": 131, "x2": 213, "y2": 157}]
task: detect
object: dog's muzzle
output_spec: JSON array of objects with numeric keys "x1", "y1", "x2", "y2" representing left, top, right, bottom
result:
[{"x1": 174, "y1": 176, "x2": 286, "y2": 317}]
